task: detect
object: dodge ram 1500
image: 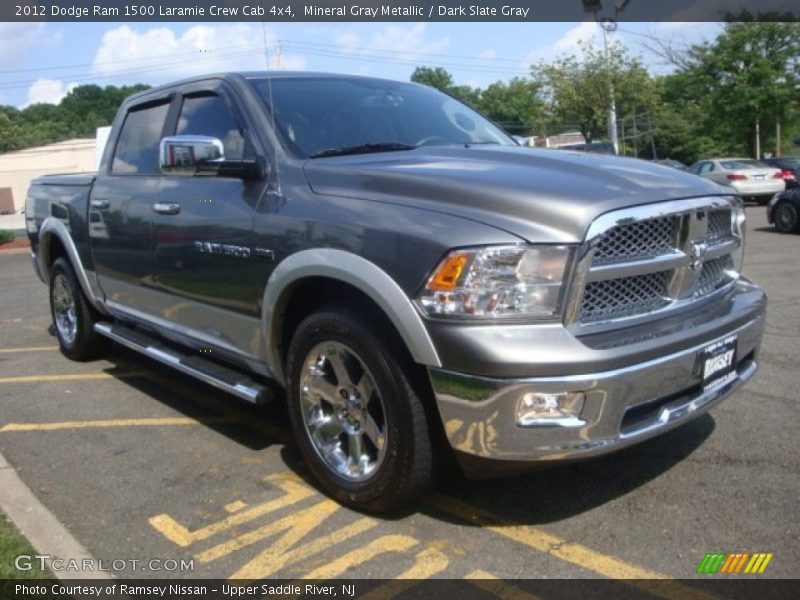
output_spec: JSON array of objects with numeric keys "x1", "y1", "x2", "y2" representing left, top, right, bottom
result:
[{"x1": 26, "y1": 72, "x2": 766, "y2": 511}]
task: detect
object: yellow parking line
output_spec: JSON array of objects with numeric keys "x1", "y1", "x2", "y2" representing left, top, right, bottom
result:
[
  {"x1": 300, "y1": 535, "x2": 418, "y2": 579},
  {"x1": 150, "y1": 474, "x2": 315, "y2": 548},
  {"x1": 0, "y1": 372, "x2": 145, "y2": 384},
  {"x1": 0, "y1": 416, "x2": 240, "y2": 432},
  {"x1": 427, "y1": 495, "x2": 718, "y2": 600},
  {"x1": 0, "y1": 346, "x2": 59, "y2": 353},
  {"x1": 465, "y1": 570, "x2": 545, "y2": 600},
  {"x1": 357, "y1": 548, "x2": 450, "y2": 600}
]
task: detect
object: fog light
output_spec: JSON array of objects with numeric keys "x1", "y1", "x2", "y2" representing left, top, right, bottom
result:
[{"x1": 516, "y1": 391, "x2": 585, "y2": 427}]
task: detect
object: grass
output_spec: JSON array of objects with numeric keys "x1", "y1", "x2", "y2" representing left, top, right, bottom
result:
[
  {"x1": 0, "y1": 512, "x2": 51, "y2": 579},
  {"x1": 0, "y1": 230, "x2": 15, "y2": 245}
]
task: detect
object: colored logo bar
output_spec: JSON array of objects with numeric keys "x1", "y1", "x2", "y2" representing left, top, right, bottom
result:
[{"x1": 697, "y1": 552, "x2": 773, "y2": 574}]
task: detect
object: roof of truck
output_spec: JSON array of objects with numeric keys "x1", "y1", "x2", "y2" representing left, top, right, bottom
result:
[{"x1": 125, "y1": 71, "x2": 413, "y2": 103}]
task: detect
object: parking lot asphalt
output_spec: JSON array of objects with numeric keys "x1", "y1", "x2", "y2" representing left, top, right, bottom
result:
[{"x1": 0, "y1": 205, "x2": 797, "y2": 587}]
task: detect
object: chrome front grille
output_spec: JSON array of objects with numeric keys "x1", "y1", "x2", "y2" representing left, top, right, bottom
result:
[
  {"x1": 593, "y1": 216, "x2": 679, "y2": 264},
  {"x1": 696, "y1": 255, "x2": 734, "y2": 298},
  {"x1": 707, "y1": 209, "x2": 733, "y2": 244},
  {"x1": 569, "y1": 198, "x2": 742, "y2": 330},
  {"x1": 581, "y1": 272, "x2": 670, "y2": 322}
]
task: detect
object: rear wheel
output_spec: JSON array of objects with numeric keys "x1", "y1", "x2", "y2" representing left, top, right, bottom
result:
[
  {"x1": 286, "y1": 309, "x2": 434, "y2": 512},
  {"x1": 774, "y1": 201, "x2": 800, "y2": 234},
  {"x1": 49, "y1": 257, "x2": 108, "y2": 360}
]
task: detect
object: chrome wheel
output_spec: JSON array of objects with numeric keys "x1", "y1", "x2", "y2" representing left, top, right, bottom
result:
[
  {"x1": 52, "y1": 273, "x2": 77, "y2": 347},
  {"x1": 299, "y1": 341, "x2": 388, "y2": 481}
]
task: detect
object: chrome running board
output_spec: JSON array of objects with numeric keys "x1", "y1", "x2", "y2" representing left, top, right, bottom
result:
[{"x1": 94, "y1": 322, "x2": 273, "y2": 405}]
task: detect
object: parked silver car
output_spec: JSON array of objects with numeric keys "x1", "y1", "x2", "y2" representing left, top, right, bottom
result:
[{"x1": 688, "y1": 158, "x2": 785, "y2": 204}]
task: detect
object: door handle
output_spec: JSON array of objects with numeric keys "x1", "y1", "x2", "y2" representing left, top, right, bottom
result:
[
  {"x1": 153, "y1": 202, "x2": 181, "y2": 215},
  {"x1": 90, "y1": 199, "x2": 110, "y2": 210}
]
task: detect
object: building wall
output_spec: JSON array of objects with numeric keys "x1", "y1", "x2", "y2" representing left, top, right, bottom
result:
[{"x1": 0, "y1": 139, "x2": 97, "y2": 211}]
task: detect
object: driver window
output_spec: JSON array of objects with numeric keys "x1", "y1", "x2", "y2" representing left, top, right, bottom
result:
[{"x1": 176, "y1": 93, "x2": 246, "y2": 160}]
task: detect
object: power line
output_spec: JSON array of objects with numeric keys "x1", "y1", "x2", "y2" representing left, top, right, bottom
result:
[
  {"x1": 279, "y1": 41, "x2": 530, "y2": 76},
  {"x1": 0, "y1": 48, "x2": 259, "y2": 91},
  {"x1": 0, "y1": 41, "x2": 263, "y2": 76},
  {"x1": 279, "y1": 38, "x2": 526, "y2": 64}
]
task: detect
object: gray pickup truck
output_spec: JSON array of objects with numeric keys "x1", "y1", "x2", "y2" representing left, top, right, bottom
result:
[{"x1": 26, "y1": 72, "x2": 766, "y2": 511}]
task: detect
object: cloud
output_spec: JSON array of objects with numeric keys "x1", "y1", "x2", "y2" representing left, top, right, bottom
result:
[
  {"x1": 91, "y1": 25, "x2": 307, "y2": 84},
  {"x1": 25, "y1": 79, "x2": 77, "y2": 106},
  {"x1": 333, "y1": 23, "x2": 450, "y2": 63},
  {"x1": 0, "y1": 24, "x2": 62, "y2": 66},
  {"x1": 521, "y1": 21, "x2": 602, "y2": 67},
  {"x1": 478, "y1": 49, "x2": 497, "y2": 60},
  {"x1": 665, "y1": 0, "x2": 789, "y2": 20}
]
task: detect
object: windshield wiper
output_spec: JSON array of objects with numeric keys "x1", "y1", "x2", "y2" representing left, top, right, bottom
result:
[{"x1": 310, "y1": 143, "x2": 415, "y2": 159}]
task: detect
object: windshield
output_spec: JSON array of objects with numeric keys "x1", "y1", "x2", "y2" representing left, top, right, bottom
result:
[
  {"x1": 720, "y1": 159, "x2": 766, "y2": 170},
  {"x1": 249, "y1": 77, "x2": 515, "y2": 158}
]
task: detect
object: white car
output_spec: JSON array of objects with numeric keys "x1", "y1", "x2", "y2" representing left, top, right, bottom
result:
[{"x1": 688, "y1": 158, "x2": 785, "y2": 204}]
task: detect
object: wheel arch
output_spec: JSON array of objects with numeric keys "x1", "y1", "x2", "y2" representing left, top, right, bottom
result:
[
  {"x1": 261, "y1": 249, "x2": 441, "y2": 387},
  {"x1": 37, "y1": 217, "x2": 108, "y2": 314},
  {"x1": 772, "y1": 189, "x2": 800, "y2": 231}
]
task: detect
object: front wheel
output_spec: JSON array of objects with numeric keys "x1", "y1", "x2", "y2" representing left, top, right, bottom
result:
[
  {"x1": 286, "y1": 309, "x2": 434, "y2": 512},
  {"x1": 49, "y1": 257, "x2": 108, "y2": 360}
]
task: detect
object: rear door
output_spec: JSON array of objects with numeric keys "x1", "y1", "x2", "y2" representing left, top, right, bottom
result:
[
  {"x1": 151, "y1": 82, "x2": 269, "y2": 357},
  {"x1": 91, "y1": 97, "x2": 171, "y2": 313}
]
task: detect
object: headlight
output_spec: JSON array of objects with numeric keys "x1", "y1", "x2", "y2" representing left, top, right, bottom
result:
[{"x1": 416, "y1": 245, "x2": 573, "y2": 319}]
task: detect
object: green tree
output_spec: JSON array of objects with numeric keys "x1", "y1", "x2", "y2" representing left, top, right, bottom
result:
[
  {"x1": 675, "y1": 21, "x2": 800, "y2": 158},
  {"x1": 410, "y1": 66, "x2": 455, "y2": 92},
  {"x1": 0, "y1": 83, "x2": 150, "y2": 153},
  {"x1": 477, "y1": 78, "x2": 546, "y2": 135},
  {"x1": 531, "y1": 42, "x2": 657, "y2": 143}
]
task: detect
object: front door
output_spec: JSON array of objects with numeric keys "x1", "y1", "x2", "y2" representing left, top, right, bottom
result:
[{"x1": 151, "y1": 86, "x2": 269, "y2": 358}]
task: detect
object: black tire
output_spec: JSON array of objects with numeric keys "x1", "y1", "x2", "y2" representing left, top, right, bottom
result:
[
  {"x1": 773, "y1": 201, "x2": 800, "y2": 234},
  {"x1": 49, "y1": 257, "x2": 108, "y2": 361},
  {"x1": 286, "y1": 308, "x2": 434, "y2": 512}
]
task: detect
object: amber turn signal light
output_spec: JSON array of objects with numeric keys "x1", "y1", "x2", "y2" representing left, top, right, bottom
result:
[{"x1": 426, "y1": 253, "x2": 469, "y2": 291}]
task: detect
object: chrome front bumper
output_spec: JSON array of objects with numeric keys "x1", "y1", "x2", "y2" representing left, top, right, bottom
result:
[{"x1": 429, "y1": 291, "x2": 765, "y2": 467}]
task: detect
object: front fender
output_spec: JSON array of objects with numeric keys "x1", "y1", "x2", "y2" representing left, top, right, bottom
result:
[{"x1": 261, "y1": 248, "x2": 440, "y2": 386}]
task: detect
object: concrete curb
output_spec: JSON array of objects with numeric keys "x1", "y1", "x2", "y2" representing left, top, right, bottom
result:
[{"x1": 0, "y1": 450, "x2": 112, "y2": 580}]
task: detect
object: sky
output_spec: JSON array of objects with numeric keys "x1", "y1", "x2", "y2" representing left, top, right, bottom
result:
[{"x1": 0, "y1": 21, "x2": 721, "y2": 108}]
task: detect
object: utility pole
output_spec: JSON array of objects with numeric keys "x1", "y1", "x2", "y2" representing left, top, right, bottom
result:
[
  {"x1": 648, "y1": 112, "x2": 657, "y2": 159},
  {"x1": 261, "y1": 22, "x2": 270, "y2": 70},
  {"x1": 755, "y1": 117, "x2": 761, "y2": 159},
  {"x1": 600, "y1": 18, "x2": 619, "y2": 155}
]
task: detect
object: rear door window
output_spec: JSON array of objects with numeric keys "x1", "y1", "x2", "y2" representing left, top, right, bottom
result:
[{"x1": 112, "y1": 102, "x2": 170, "y2": 175}]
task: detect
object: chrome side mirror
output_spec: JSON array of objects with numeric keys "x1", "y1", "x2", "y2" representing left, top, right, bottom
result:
[{"x1": 159, "y1": 135, "x2": 225, "y2": 176}]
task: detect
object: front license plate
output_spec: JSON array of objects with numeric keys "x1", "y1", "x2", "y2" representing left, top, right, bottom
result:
[{"x1": 702, "y1": 334, "x2": 738, "y2": 391}]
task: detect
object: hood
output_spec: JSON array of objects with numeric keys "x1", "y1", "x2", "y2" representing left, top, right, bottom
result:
[{"x1": 303, "y1": 146, "x2": 730, "y2": 243}]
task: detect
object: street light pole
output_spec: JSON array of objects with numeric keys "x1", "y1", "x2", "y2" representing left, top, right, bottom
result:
[{"x1": 601, "y1": 19, "x2": 619, "y2": 155}]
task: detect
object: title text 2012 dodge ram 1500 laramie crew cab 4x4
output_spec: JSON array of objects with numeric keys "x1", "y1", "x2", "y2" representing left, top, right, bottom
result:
[{"x1": 27, "y1": 73, "x2": 766, "y2": 511}]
